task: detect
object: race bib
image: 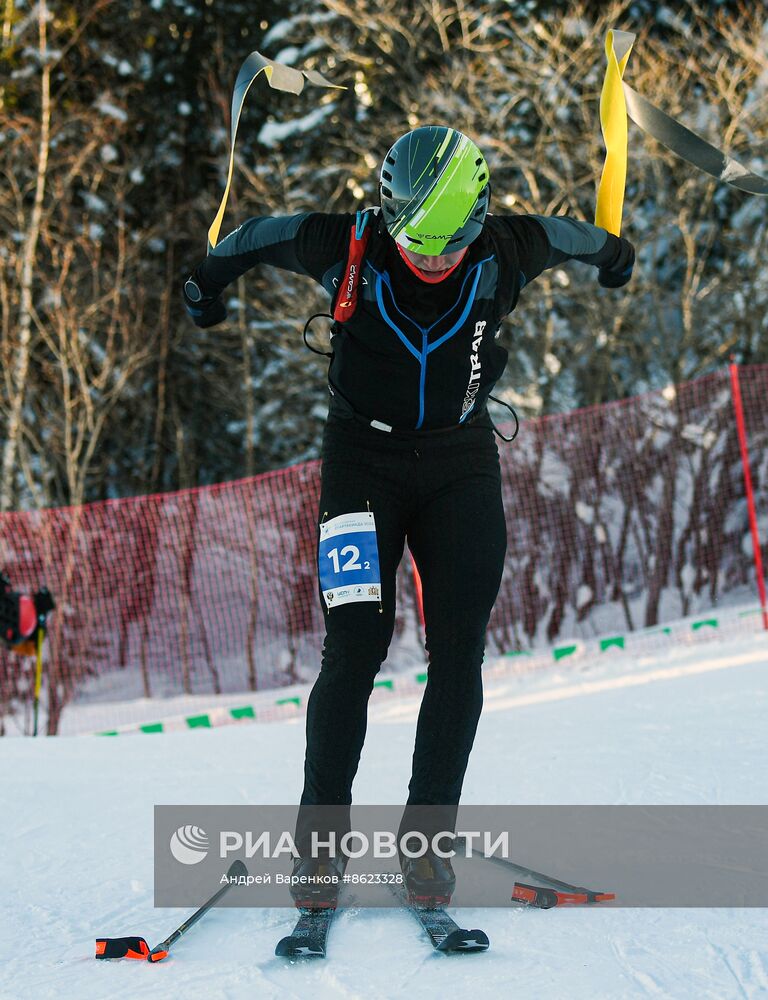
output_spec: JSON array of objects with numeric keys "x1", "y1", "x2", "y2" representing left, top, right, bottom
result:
[{"x1": 318, "y1": 511, "x2": 381, "y2": 610}]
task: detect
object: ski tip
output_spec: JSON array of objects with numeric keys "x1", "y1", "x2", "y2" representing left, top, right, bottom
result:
[
  {"x1": 436, "y1": 928, "x2": 490, "y2": 953},
  {"x1": 275, "y1": 936, "x2": 327, "y2": 959}
]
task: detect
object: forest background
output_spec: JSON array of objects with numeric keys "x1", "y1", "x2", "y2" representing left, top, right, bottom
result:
[{"x1": 1, "y1": 0, "x2": 766, "y2": 511}]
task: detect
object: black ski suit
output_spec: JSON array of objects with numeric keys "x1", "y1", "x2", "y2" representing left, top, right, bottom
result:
[{"x1": 184, "y1": 210, "x2": 634, "y2": 827}]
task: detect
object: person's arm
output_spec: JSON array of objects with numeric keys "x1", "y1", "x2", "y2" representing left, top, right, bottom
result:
[
  {"x1": 182, "y1": 213, "x2": 345, "y2": 327},
  {"x1": 500, "y1": 214, "x2": 635, "y2": 291}
]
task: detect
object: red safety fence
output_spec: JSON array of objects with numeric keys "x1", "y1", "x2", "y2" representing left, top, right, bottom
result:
[{"x1": 1, "y1": 364, "x2": 766, "y2": 735}]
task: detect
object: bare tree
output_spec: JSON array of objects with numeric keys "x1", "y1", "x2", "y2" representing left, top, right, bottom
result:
[{"x1": 0, "y1": 0, "x2": 50, "y2": 511}]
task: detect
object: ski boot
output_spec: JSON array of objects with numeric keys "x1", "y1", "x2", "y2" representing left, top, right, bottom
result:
[
  {"x1": 289, "y1": 853, "x2": 348, "y2": 910},
  {"x1": 399, "y1": 837, "x2": 456, "y2": 908}
]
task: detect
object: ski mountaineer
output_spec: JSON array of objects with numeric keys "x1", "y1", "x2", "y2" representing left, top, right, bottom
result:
[{"x1": 183, "y1": 125, "x2": 635, "y2": 909}]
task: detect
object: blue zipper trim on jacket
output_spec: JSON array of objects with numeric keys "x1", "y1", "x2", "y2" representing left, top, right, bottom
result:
[
  {"x1": 370, "y1": 258, "x2": 491, "y2": 429},
  {"x1": 418, "y1": 331, "x2": 429, "y2": 428},
  {"x1": 372, "y1": 257, "x2": 492, "y2": 335},
  {"x1": 373, "y1": 276, "x2": 421, "y2": 361},
  {"x1": 425, "y1": 262, "x2": 488, "y2": 353}
]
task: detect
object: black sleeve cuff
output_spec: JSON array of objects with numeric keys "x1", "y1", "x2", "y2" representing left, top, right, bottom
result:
[{"x1": 597, "y1": 236, "x2": 635, "y2": 287}]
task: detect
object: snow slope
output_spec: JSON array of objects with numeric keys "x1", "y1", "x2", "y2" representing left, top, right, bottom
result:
[{"x1": 3, "y1": 633, "x2": 768, "y2": 999}]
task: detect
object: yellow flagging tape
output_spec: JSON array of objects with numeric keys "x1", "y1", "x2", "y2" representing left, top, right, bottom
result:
[
  {"x1": 595, "y1": 30, "x2": 634, "y2": 235},
  {"x1": 207, "y1": 51, "x2": 345, "y2": 252},
  {"x1": 596, "y1": 29, "x2": 768, "y2": 236}
]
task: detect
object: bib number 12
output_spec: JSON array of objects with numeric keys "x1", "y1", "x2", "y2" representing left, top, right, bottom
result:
[
  {"x1": 326, "y1": 545, "x2": 372, "y2": 574},
  {"x1": 318, "y1": 511, "x2": 381, "y2": 609}
]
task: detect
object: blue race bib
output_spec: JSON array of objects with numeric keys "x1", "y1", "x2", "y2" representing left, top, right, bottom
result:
[{"x1": 318, "y1": 511, "x2": 381, "y2": 610}]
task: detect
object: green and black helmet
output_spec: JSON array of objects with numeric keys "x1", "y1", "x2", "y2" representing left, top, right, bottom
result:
[{"x1": 379, "y1": 126, "x2": 490, "y2": 256}]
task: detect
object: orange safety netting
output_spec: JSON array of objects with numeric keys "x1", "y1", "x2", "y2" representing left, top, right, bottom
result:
[{"x1": 1, "y1": 365, "x2": 766, "y2": 734}]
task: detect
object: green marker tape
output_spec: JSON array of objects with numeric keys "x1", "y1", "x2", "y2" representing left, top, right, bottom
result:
[
  {"x1": 230, "y1": 706, "x2": 256, "y2": 720},
  {"x1": 186, "y1": 714, "x2": 212, "y2": 729},
  {"x1": 553, "y1": 644, "x2": 578, "y2": 662},
  {"x1": 600, "y1": 636, "x2": 625, "y2": 652},
  {"x1": 692, "y1": 619, "x2": 718, "y2": 631}
]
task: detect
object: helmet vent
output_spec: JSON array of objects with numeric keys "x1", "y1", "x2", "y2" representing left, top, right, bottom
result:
[
  {"x1": 475, "y1": 157, "x2": 483, "y2": 165},
  {"x1": 385, "y1": 155, "x2": 396, "y2": 166},
  {"x1": 381, "y1": 186, "x2": 392, "y2": 198},
  {"x1": 381, "y1": 169, "x2": 392, "y2": 182}
]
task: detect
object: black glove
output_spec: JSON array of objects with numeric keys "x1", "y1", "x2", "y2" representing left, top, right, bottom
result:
[
  {"x1": 598, "y1": 237, "x2": 635, "y2": 288},
  {"x1": 183, "y1": 277, "x2": 228, "y2": 328}
]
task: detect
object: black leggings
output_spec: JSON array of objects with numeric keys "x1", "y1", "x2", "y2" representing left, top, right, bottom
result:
[{"x1": 300, "y1": 412, "x2": 506, "y2": 811}]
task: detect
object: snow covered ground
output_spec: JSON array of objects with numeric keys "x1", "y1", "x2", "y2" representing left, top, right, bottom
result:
[{"x1": 3, "y1": 631, "x2": 768, "y2": 999}]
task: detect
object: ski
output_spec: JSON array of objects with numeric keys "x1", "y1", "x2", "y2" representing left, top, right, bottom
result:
[
  {"x1": 275, "y1": 905, "x2": 337, "y2": 959},
  {"x1": 389, "y1": 883, "x2": 489, "y2": 954}
]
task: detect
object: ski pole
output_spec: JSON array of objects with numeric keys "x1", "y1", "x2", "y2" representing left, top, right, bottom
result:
[
  {"x1": 146, "y1": 860, "x2": 247, "y2": 963},
  {"x1": 95, "y1": 859, "x2": 248, "y2": 962},
  {"x1": 510, "y1": 881, "x2": 614, "y2": 908},
  {"x1": 32, "y1": 627, "x2": 44, "y2": 737},
  {"x1": 455, "y1": 836, "x2": 614, "y2": 905}
]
